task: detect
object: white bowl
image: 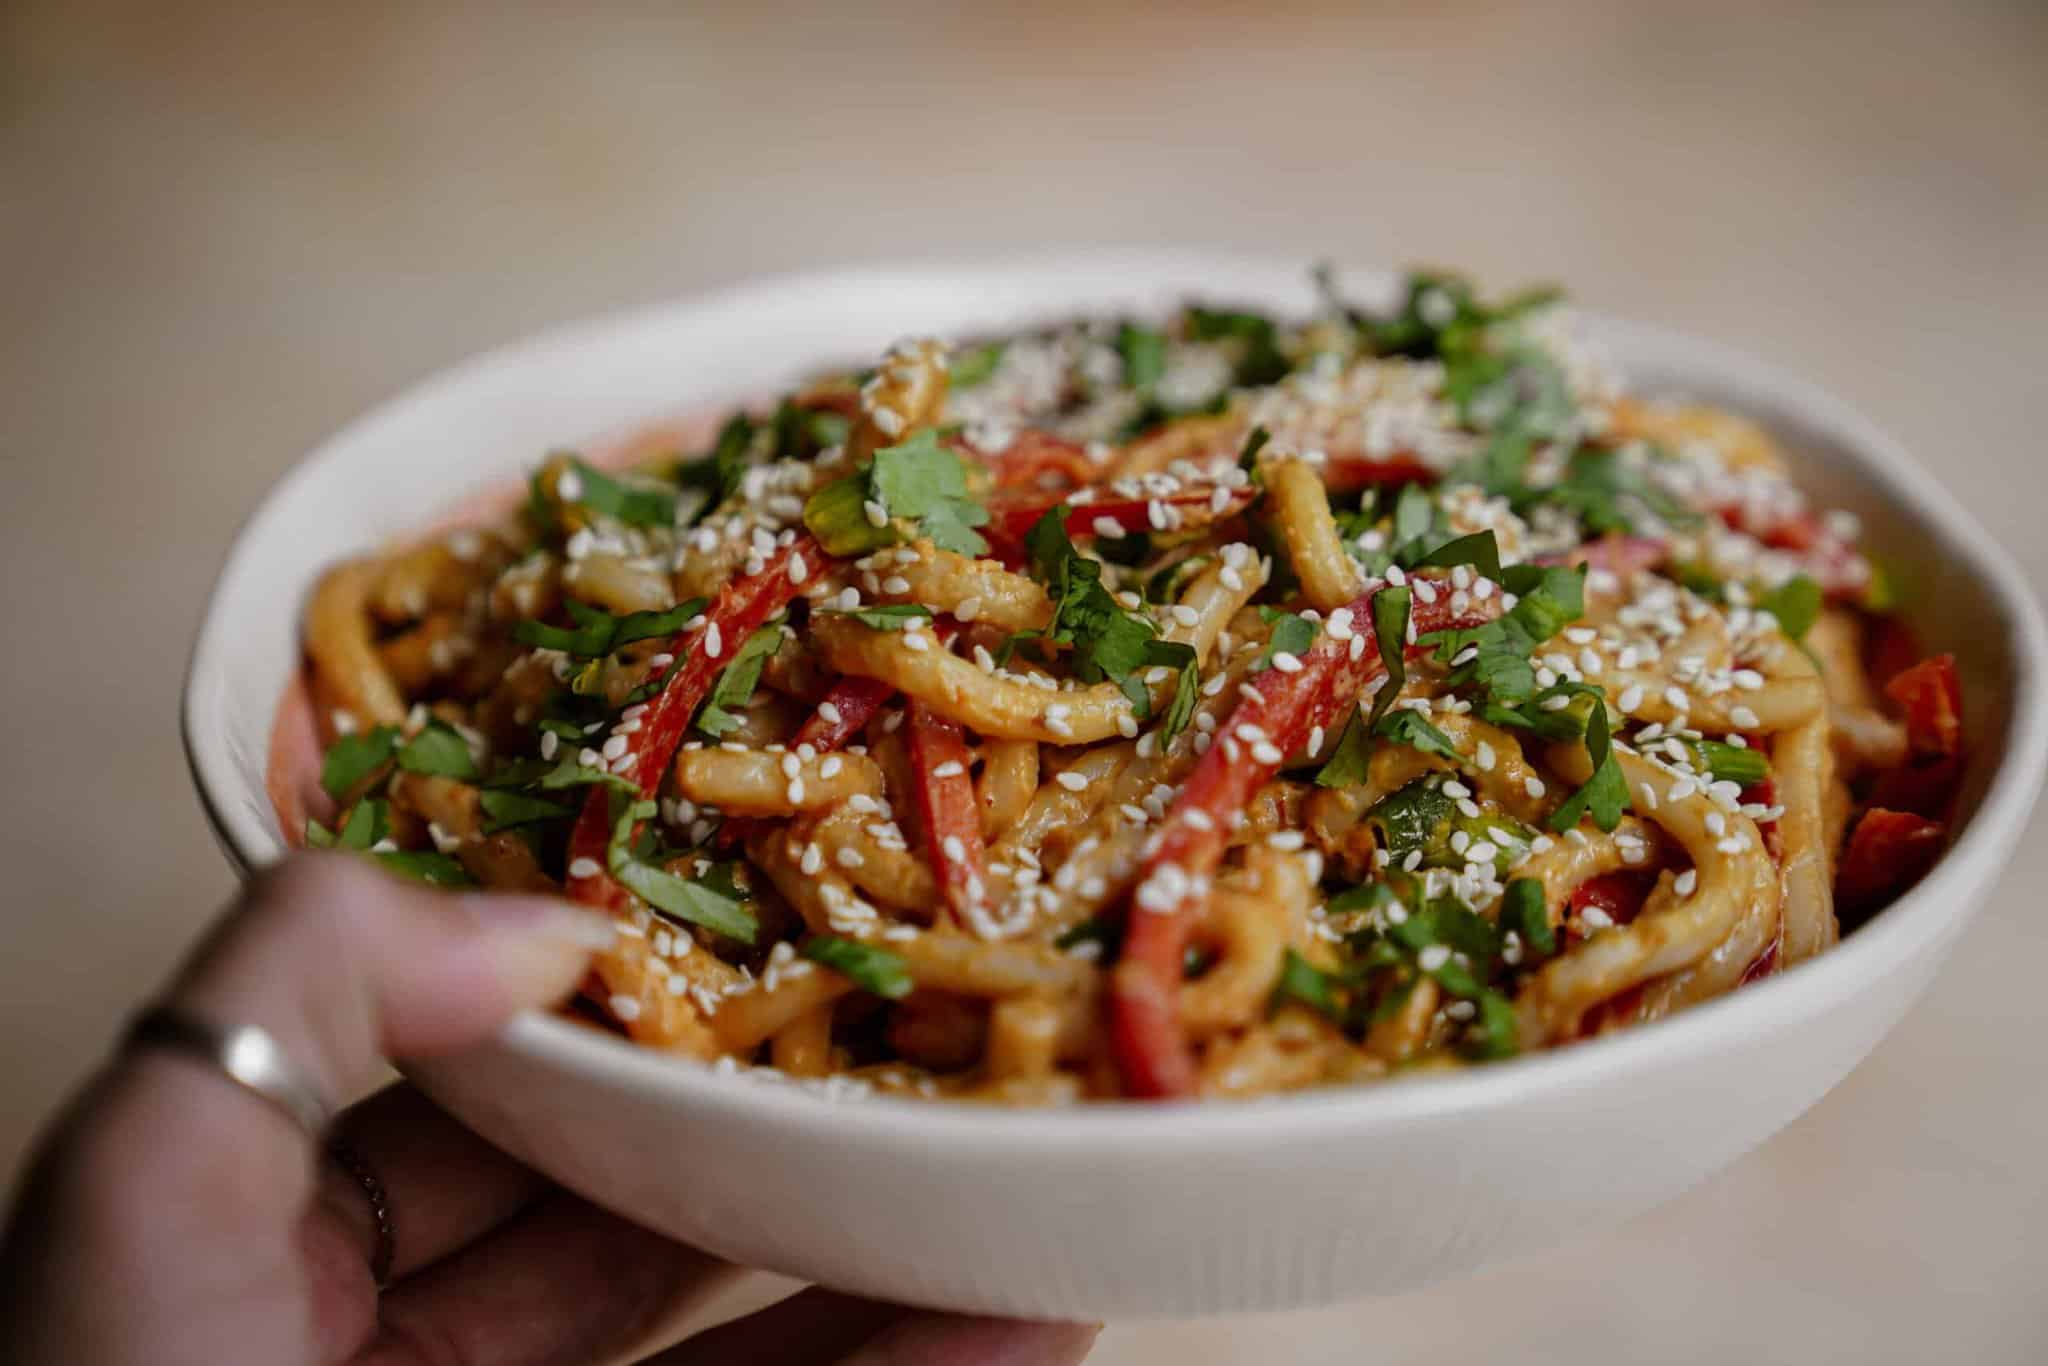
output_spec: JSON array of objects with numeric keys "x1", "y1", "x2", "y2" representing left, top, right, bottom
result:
[{"x1": 184, "y1": 252, "x2": 2048, "y2": 1319}]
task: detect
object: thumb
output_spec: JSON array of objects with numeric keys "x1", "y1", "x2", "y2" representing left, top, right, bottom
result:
[{"x1": 172, "y1": 851, "x2": 610, "y2": 1102}]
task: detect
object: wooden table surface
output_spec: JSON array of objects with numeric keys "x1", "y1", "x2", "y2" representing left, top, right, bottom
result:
[{"x1": 4, "y1": 2, "x2": 2044, "y2": 1360}]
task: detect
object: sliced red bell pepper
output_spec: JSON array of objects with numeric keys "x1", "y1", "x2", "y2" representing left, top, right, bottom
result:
[
  {"x1": 1837, "y1": 807, "x2": 1946, "y2": 912},
  {"x1": 1865, "y1": 615, "x2": 1923, "y2": 692},
  {"x1": 1570, "y1": 871, "x2": 1655, "y2": 931},
  {"x1": 985, "y1": 484, "x2": 1258, "y2": 553},
  {"x1": 1320, "y1": 451, "x2": 1437, "y2": 494},
  {"x1": 1109, "y1": 583, "x2": 1498, "y2": 1098},
  {"x1": 565, "y1": 537, "x2": 822, "y2": 914},
  {"x1": 1884, "y1": 654, "x2": 1962, "y2": 759},
  {"x1": 1869, "y1": 753, "x2": 1964, "y2": 821},
  {"x1": 905, "y1": 699, "x2": 989, "y2": 926},
  {"x1": 952, "y1": 429, "x2": 1101, "y2": 491}
]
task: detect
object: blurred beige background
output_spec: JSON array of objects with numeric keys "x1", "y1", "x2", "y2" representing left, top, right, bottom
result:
[{"x1": 5, "y1": 1, "x2": 2046, "y2": 1361}]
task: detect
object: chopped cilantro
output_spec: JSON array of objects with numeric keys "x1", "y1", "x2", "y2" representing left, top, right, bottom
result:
[
  {"x1": 1007, "y1": 507, "x2": 1187, "y2": 723},
  {"x1": 696, "y1": 623, "x2": 783, "y2": 738},
  {"x1": 558, "y1": 456, "x2": 677, "y2": 528},
  {"x1": 1271, "y1": 948, "x2": 1344, "y2": 1023},
  {"x1": 1548, "y1": 700, "x2": 1630, "y2": 833},
  {"x1": 1255, "y1": 608, "x2": 1320, "y2": 672},
  {"x1": 606, "y1": 799, "x2": 756, "y2": 942},
  {"x1": 1117, "y1": 322, "x2": 1168, "y2": 389},
  {"x1": 514, "y1": 598, "x2": 705, "y2": 659},
  {"x1": 1755, "y1": 574, "x2": 1821, "y2": 642},
  {"x1": 375, "y1": 850, "x2": 475, "y2": 887},
  {"x1": 949, "y1": 341, "x2": 1007, "y2": 389},
  {"x1": 320, "y1": 726, "x2": 399, "y2": 800},
  {"x1": 803, "y1": 429, "x2": 990, "y2": 557},
  {"x1": 800, "y1": 936, "x2": 914, "y2": 999},
  {"x1": 478, "y1": 788, "x2": 576, "y2": 833},
  {"x1": 1410, "y1": 530, "x2": 1503, "y2": 580},
  {"x1": 1503, "y1": 877, "x2": 1556, "y2": 959},
  {"x1": 1314, "y1": 707, "x2": 1374, "y2": 788},
  {"x1": 1237, "y1": 424, "x2": 1271, "y2": 478},
  {"x1": 1374, "y1": 707, "x2": 1459, "y2": 760},
  {"x1": 1185, "y1": 307, "x2": 1289, "y2": 386},
  {"x1": 396, "y1": 719, "x2": 479, "y2": 782},
  {"x1": 819, "y1": 603, "x2": 933, "y2": 631}
]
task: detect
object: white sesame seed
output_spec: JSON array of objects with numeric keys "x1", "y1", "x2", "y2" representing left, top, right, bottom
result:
[
  {"x1": 568, "y1": 857, "x2": 603, "y2": 879},
  {"x1": 1055, "y1": 771, "x2": 1088, "y2": 792}
]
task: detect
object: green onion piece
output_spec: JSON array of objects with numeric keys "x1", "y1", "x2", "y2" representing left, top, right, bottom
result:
[
  {"x1": 800, "y1": 936, "x2": 914, "y2": 999},
  {"x1": 1687, "y1": 739, "x2": 1769, "y2": 786}
]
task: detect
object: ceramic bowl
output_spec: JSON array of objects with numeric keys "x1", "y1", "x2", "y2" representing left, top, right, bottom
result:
[{"x1": 183, "y1": 253, "x2": 2048, "y2": 1319}]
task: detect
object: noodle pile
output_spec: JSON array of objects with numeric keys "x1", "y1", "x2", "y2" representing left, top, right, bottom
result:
[{"x1": 291, "y1": 271, "x2": 1965, "y2": 1102}]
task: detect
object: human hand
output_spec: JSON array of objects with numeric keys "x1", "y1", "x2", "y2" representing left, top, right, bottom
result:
[{"x1": 0, "y1": 854, "x2": 1100, "y2": 1365}]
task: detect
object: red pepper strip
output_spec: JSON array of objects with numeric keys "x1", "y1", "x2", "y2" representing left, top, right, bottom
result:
[
  {"x1": 985, "y1": 485, "x2": 1258, "y2": 553},
  {"x1": 1570, "y1": 871, "x2": 1655, "y2": 930},
  {"x1": 1865, "y1": 615, "x2": 1924, "y2": 692},
  {"x1": 951, "y1": 429, "x2": 1100, "y2": 491},
  {"x1": 1870, "y1": 753, "x2": 1964, "y2": 822},
  {"x1": 905, "y1": 700, "x2": 989, "y2": 926},
  {"x1": 1703, "y1": 503, "x2": 1870, "y2": 600},
  {"x1": 1109, "y1": 585, "x2": 1498, "y2": 1099},
  {"x1": 565, "y1": 537, "x2": 821, "y2": 914},
  {"x1": 1837, "y1": 808, "x2": 1946, "y2": 912},
  {"x1": 1884, "y1": 654, "x2": 1962, "y2": 759},
  {"x1": 1320, "y1": 451, "x2": 1437, "y2": 494}
]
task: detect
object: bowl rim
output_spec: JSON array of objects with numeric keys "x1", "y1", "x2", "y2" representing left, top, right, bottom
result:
[{"x1": 183, "y1": 249, "x2": 2048, "y2": 1145}]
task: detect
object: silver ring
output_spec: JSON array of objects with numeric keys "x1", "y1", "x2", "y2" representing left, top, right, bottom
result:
[{"x1": 124, "y1": 1004, "x2": 333, "y2": 1138}]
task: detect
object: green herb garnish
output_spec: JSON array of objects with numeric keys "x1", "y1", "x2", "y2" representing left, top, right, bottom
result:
[{"x1": 800, "y1": 935, "x2": 914, "y2": 999}]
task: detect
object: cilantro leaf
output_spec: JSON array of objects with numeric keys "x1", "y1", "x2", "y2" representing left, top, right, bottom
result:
[
  {"x1": 514, "y1": 598, "x2": 704, "y2": 659},
  {"x1": 606, "y1": 799, "x2": 757, "y2": 942},
  {"x1": 1237, "y1": 424, "x2": 1271, "y2": 478},
  {"x1": 1375, "y1": 707, "x2": 1459, "y2": 759},
  {"x1": 559, "y1": 456, "x2": 677, "y2": 528},
  {"x1": 1755, "y1": 574, "x2": 1821, "y2": 642},
  {"x1": 1271, "y1": 948, "x2": 1345, "y2": 1023},
  {"x1": 805, "y1": 429, "x2": 990, "y2": 557},
  {"x1": 800, "y1": 936, "x2": 914, "y2": 999},
  {"x1": 396, "y1": 719, "x2": 479, "y2": 782},
  {"x1": 1117, "y1": 322, "x2": 1168, "y2": 389},
  {"x1": 1548, "y1": 700, "x2": 1630, "y2": 833},
  {"x1": 478, "y1": 788, "x2": 576, "y2": 833},
  {"x1": 1255, "y1": 608, "x2": 1319, "y2": 672},
  {"x1": 375, "y1": 850, "x2": 475, "y2": 887},
  {"x1": 1410, "y1": 530, "x2": 1503, "y2": 580},
  {"x1": 819, "y1": 603, "x2": 934, "y2": 631},
  {"x1": 949, "y1": 341, "x2": 1007, "y2": 389},
  {"x1": 321, "y1": 726, "x2": 399, "y2": 800},
  {"x1": 1315, "y1": 706, "x2": 1375, "y2": 788},
  {"x1": 1012, "y1": 506, "x2": 1183, "y2": 718},
  {"x1": 1503, "y1": 877, "x2": 1556, "y2": 959},
  {"x1": 1186, "y1": 307, "x2": 1290, "y2": 386},
  {"x1": 696, "y1": 624, "x2": 783, "y2": 738},
  {"x1": 1365, "y1": 586, "x2": 1411, "y2": 734}
]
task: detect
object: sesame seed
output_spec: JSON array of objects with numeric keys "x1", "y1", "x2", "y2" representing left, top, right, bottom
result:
[
  {"x1": 942, "y1": 835, "x2": 968, "y2": 863},
  {"x1": 705, "y1": 623, "x2": 723, "y2": 658},
  {"x1": 568, "y1": 857, "x2": 603, "y2": 879},
  {"x1": 1674, "y1": 868, "x2": 1699, "y2": 896},
  {"x1": 1056, "y1": 771, "x2": 1089, "y2": 792},
  {"x1": 1524, "y1": 776, "x2": 1547, "y2": 799},
  {"x1": 1252, "y1": 741, "x2": 1285, "y2": 765},
  {"x1": 786, "y1": 778, "x2": 806, "y2": 804}
]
